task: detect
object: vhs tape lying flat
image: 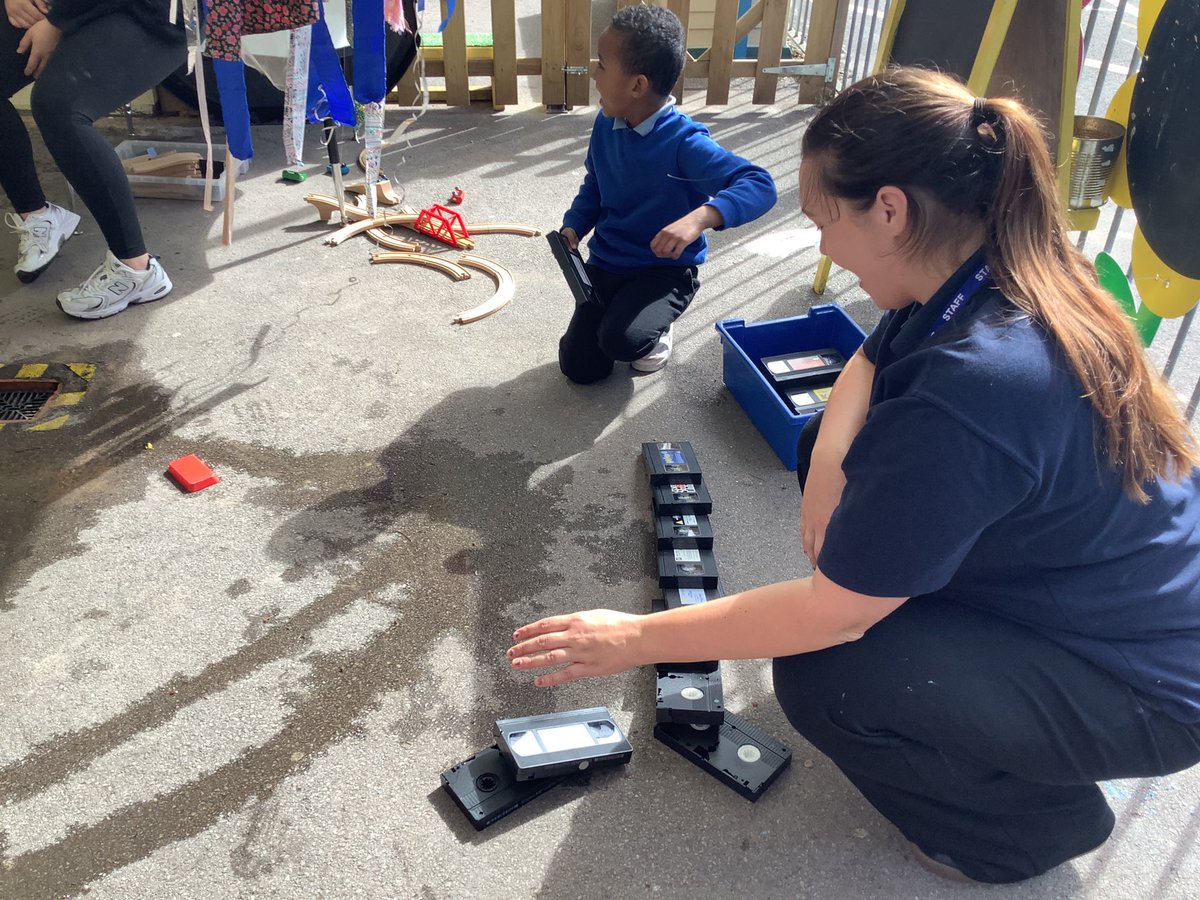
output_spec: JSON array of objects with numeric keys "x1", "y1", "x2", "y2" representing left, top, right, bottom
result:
[
  {"x1": 441, "y1": 744, "x2": 564, "y2": 830},
  {"x1": 658, "y1": 547, "x2": 719, "y2": 589},
  {"x1": 663, "y1": 586, "x2": 722, "y2": 609},
  {"x1": 654, "y1": 711, "x2": 792, "y2": 802},
  {"x1": 641, "y1": 441, "x2": 702, "y2": 485},
  {"x1": 654, "y1": 512, "x2": 714, "y2": 550},
  {"x1": 650, "y1": 596, "x2": 719, "y2": 674},
  {"x1": 652, "y1": 480, "x2": 714, "y2": 516},
  {"x1": 547, "y1": 230, "x2": 599, "y2": 307},
  {"x1": 495, "y1": 706, "x2": 633, "y2": 781},
  {"x1": 759, "y1": 347, "x2": 846, "y2": 386},
  {"x1": 656, "y1": 669, "x2": 724, "y2": 725}
]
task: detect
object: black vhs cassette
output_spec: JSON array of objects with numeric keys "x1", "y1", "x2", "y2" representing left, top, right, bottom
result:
[
  {"x1": 663, "y1": 586, "x2": 722, "y2": 609},
  {"x1": 783, "y1": 382, "x2": 835, "y2": 415},
  {"x1": 759, "y1": 347, "x2": 846, "y2": 387},
  {"x1": 656, "y1": 670, "x2": 724, "y2": 725},
  {"x1": 657, "y1": 546, "x2": 719, "y2": 589},
  {"x1": 641, "y1": 441, "x2": 702, "y2": 485},
  {"x1": 495, "y1": 706, "x2": 633, "y2": 781},
  {"x1": 547, "y1": 230, "x2": 599, "y2": 307},
  {"x1": 652, "y1": 480, "x2": 713, "y2": 516},
  {"x1": 655, "y1": 711, "x2": 792, "y2": 802},
  {"x1": 440, "y1": 744, "x2": 564, "y2": 831},
  {"x1": 649, "y1": 596, "x2": 718, "y2": 674},
  {"x1": 654, "y1": 512, "x2": 714, "y2": 550}
]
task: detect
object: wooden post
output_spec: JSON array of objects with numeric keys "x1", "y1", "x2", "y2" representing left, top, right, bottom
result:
[
  {"x1": 221, "y1": 144, "x2": 236, "y2": 246},
  {"x1": 491, "y1": 0, "x2": 518, "y2": 107},
  {"x1": 667, "y1": 0, "x2": 690, "y2": 102},
  {"x1": 566, "y1": 0, "x2": 591, "y2": 107},
  {"x1": 798, "y1": 0, "x2": 849, "y2": 104},
  {"x1": 753, "y1": 0, "x2": 788, "y2": 104},
  {"x1": 542, "y1": 0, "x2": 567, "y2": 109},
  {"x1": 441, "y1": 0, "x2": 470, "y2": 106},
  {"x1": 706, "y1": 0, "x2": 739, "y2": 104}
]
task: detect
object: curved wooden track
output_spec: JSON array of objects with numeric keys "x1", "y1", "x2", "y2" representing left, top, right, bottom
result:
[{"x1": 453, "y1": 256, "x2": 515, "y2": 324}]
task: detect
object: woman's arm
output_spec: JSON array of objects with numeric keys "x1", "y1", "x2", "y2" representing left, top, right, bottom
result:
[
  {"x1": 801, "y1": 347, "x2": 874, "y2": 561},
  {"x1": 507, "y1": 571, "x2": 906, "y2": 687}
]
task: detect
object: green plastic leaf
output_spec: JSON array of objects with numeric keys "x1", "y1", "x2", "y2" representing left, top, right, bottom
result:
[{"x1": 1096, "y1": 252, "x2": 1136, "y2": 318}]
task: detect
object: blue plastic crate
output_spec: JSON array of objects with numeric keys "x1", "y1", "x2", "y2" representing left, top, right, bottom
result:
[{"x1": 716, "y1": 305, "x2": 867, "y2": 470}]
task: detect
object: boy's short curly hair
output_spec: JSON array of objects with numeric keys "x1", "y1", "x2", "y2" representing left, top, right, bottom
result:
[{"x1": 609, "y1": 5, "x2": 686, "y2": 97}]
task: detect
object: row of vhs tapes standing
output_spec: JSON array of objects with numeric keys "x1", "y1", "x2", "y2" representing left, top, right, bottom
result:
[{"x1": 643, "y1": 442, "x2": 792, "y2": 801}]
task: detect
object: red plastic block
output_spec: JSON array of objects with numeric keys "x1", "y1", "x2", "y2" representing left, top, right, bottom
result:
[{"x1": 167, "y1": 454, "x2": 220, "y2": 492}]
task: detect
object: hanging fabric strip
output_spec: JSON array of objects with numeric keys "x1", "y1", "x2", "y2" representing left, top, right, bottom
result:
[
  {"x1": 194, "y1": 46, "x2": 216, "y2": 210},
  {"x1": 384, "y1": 0, "x2": 406, "y2": 32},
  {"x1": 213, "y1": 58, "x2": 254, "y2": 161},
  {"x1": 283, "y1": 24, "x2": 313, "y2": 167},
  {"x1": 438, "y1": 0, "x2": 456, "y2": 33},
  {"x1": 352, "y1": 0, "x2": 387, "y2": 103},
  {"x1": 361, "y1": 101, "x2": 384, "y2": 217},
  {"x1": 308, "y1": 0, "x2": 356, "y2": 126}
]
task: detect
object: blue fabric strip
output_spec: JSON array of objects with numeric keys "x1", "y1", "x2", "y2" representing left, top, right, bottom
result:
[
  {"x1": 213, "y1": 59, "x2": 254, "y2": 161},
  {"x1": 308, "y1": 0, "x2": 356, "y2": 125},
  {"x1": 352, "y1": 0, "x2": 387, "y2": 103},
  {"x1": 439, "y1": 0, "x2": 456, "y2": 32},
  {"x1": 928, "y1": 262, "x2": 991, "y2": 337}
]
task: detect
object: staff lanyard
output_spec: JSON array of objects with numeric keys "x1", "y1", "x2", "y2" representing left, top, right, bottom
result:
[{"x1": 928, "y1": 261, "x2": 991, "y2": 337}]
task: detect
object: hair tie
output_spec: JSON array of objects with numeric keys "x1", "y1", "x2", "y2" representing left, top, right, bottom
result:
[{"x1": 971, "y1": 97, "x2": 989, "y2": 127}]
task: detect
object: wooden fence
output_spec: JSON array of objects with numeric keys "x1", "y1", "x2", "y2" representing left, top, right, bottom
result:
[{"x1": 411, "y1": 0, "x2": 847, "y2": 109}]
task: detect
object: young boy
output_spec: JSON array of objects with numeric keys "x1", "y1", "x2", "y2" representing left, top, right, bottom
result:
[{"x1": 557, "y1": 5, "x2": 777, "y2": 383}]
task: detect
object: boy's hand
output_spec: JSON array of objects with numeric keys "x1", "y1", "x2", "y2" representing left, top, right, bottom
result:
[
  {"x1": 6, "y1": 0, "x2": 47, "y2": 29},
  {"x1": 17, "y1": 17, "x2": 60, "y2": 77},
  {"x1": 651, "y1": 204, "x2": 724, "y2": 259},
  {"x1": 560, "y1": 227, "x2": 580, "y2": 251}
]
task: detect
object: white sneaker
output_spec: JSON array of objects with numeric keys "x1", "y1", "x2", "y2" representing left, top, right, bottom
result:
[
  {"x1": 631, "y1": 323, "x2": 674, "y2": 373},
  {"x1": 56, "y1": 251, "x2": 173, "y2": 320},
  {"x1": 6, "y1": 203, "x2": 81, "y2": 283}
]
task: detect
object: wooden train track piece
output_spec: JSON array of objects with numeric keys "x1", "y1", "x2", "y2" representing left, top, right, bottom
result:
[
  {"x1": 464, "y1": 223, "x2": 543, "y2": 238},
  {"x1": 370, "y1": 251, "x2": 472, "y2": 282},
  {"x1": 365, "y1": 228, "x2": 421, "y2": 252},
  {"x1": 344, "y1": 178, "x2": 404, "y2": 206},
  {"x1": 326, "y1": 213, "x2": 420, "y2": 246},
  {"x1": 304, "y1": 193, "x2": 372, "y2": 222},
  {"x1": 452, "y1": 255, "x2": 515, "y2": 325}
]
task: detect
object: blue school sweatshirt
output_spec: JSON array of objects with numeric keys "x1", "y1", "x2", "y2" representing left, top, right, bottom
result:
[{"x1": 562, "y1": 103, "x2": 777, "y2": 273}]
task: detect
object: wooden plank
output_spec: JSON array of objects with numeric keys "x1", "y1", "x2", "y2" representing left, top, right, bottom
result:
[
  {"x1": 542, "y1": 0, "x2": 567, "y2": 109},
  {"x1": 440, "y1": 0, "x2": 470, "y2": 106},
  {"x1": 668, "y1": 0, "x2": 690, "y2": 102},
  {"x1": 989, "y1": 0, "x2": 1069, "y2": 161},
  {"x1": 695, "y1": 2, "x2": 765, "y2": 60},
  {"x1": 753, "y1": 0, "x2": 787, "y2": 104},
  {"x1": 685, "y1": 58, "x2": 758, "y2": 78},
  {"x1": 706, "y1": 0, "x2": 738, "y2": 105},
  {"x1": 491, "y1": 0, "x2": 518, "y2": 107},
  {"x1": 566, "y1": 0, "x2": 591, "y2": 108},
  {"x1": 798, "y1": 0, "x2": 849, "y2": 104}
]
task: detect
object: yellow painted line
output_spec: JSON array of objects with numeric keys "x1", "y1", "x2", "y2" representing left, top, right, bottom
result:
[
  {"x1": 47, "y1": 391, "x2": 86, "y2": 407},
  {"x1": 16, "y1": 363, "x2": 48, "y2": 378},
  {"x1": 27, "y1": 414, "x2": 70, "y2": 431},
  {"x1": 67, "y1": 363, "x2": 96, "y2": 381}
]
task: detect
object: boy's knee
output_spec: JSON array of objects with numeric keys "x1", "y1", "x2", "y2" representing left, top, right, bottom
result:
[
  {"x1": 596, "y1": 322, "x2": 652, "y2": 362},
  {"x1": 558, "y1": 339, "x2": 612, "y2": 385}
]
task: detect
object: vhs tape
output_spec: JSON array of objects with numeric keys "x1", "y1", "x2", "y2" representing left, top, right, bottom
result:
[
  {"x1": 547, "y1": 230, "x2": 599, "y2": 307},
  {"x1": 654, "y1": 512, "x2": 714, "y2": 550},
  {"x1": 656, "y1": 670, "x2": 724, "y2": 725},
  {"x1": 650, "y1": 596, "x2": 719, "y2": 674},
  {"x1": 652, "y1": 480, "x2": 714, "y2": 516},
  {"x1": 657, "y1": 547, "x2": 719, "y2": 589},
  {"x1": 783, "y1": 383, "x2": 834, "y2": 415},
  {"x1": 495, "y1": 706, "x2": 633, "y2": 781},
  {"x1": 663, "y1": 586, "x2": 722, "y2": 609},
  {"x1": 759, "y1": 347, "x2": 846, "y2": 387},
  {"x1": 641, "y1": 441, "x2": 702, "y2": 485},
  {"x1": 654, "y1": 711, "x2": 792, "y2": 802},
  {"x1": 440, "y1": 744, "x2": 564, "y2": 831}
]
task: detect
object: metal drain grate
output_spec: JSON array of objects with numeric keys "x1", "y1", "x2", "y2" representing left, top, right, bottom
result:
[{"x1": 0, "y1": 379, "x2": 59, "y2": 421}]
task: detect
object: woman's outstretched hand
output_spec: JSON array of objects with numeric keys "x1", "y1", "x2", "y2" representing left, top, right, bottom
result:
[{"x1": 507, "y1": 610, "x2": 645, "y2": 687}]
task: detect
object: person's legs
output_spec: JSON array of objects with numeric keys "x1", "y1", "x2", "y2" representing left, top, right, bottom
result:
[
  {"x1": 0, "y1": 15, "x2": 45, "y2": 215},
  {"x1": 597, "y1": 265, "x2": 698, "y2": 371},
  {"x1": 558, "y1": 264, "x2": 631, "y2": 384},
  {"x1": 773, "y1": 598, "x2": 1200, "y2": 883},
  {"x1": 30, "y1": 10, "x2": 184, "y2": 265}
]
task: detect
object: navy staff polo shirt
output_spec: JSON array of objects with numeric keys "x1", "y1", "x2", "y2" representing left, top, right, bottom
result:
[{"x1": 818, "y1": 250, "x2": 1200, "y2": 723}]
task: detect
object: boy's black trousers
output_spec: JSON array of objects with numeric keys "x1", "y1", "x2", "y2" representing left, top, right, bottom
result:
[
  {"x1": 779, "y1": 413, "x2": 1200, "y2": 883},
  {"x1": 558, "y1": 261, "x2": 698, "y2": 384}
]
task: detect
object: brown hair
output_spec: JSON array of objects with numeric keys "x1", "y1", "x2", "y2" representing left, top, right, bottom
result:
[{"x1": 803, "y1": 67, "x2": 1198, "y2": 501}]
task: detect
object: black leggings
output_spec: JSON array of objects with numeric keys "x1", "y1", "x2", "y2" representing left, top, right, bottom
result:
[
  {"x1": 783, "y1": 413, "x2": 1200, "y2": 883},
  {"x1": 0, "y1": 11, "x2": 185, "y2": 257}
]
